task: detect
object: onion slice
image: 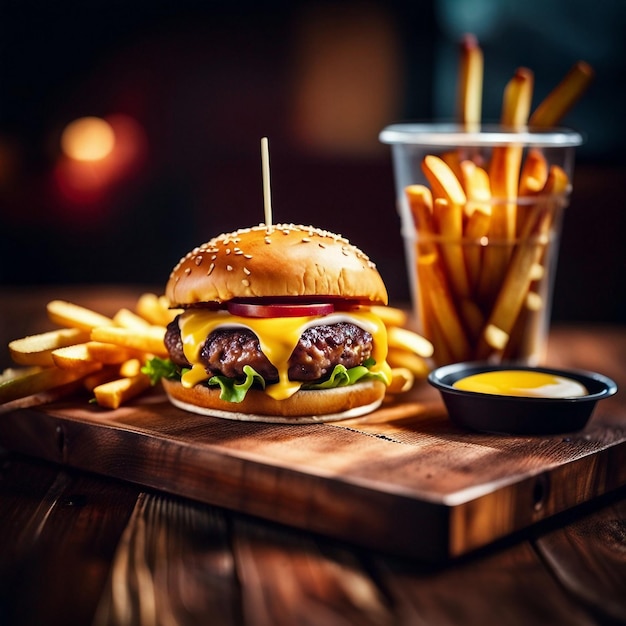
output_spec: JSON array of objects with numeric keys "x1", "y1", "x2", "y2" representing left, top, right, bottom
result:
[{"x1": 226, "y1": 301, "x2": 335, "y2": 318}]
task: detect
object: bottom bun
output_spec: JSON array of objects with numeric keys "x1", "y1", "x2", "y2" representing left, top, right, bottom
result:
[{"x1": 162, "y1": 378, "x2": 386, "y2": 423}]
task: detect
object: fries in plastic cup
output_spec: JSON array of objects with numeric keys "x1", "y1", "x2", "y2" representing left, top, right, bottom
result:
[{"x1": 381, "y1": 124, "x2": 581, "y2": 366}]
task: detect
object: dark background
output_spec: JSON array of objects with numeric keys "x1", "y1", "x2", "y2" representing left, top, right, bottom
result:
[{"x1": 1, "y1": 0, "x2": 625, "y2": 323}]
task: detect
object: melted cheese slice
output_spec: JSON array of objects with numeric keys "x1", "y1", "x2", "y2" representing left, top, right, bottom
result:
[{"x1": 178, "y1": 310, "x2": 390, "y2": 400}]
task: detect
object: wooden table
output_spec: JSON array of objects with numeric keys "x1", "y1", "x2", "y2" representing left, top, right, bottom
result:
[{"x1": 1, "y1": 286, "x2": 625, "y2": 626}]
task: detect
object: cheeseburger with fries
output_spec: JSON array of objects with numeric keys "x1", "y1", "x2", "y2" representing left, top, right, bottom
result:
[{"x1": 147, "y1": 223, "x2": 393, "y2": 422}]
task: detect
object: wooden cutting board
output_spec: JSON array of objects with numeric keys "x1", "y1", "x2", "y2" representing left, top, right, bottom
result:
[{"x1": 1, "y1": 379, "x2": 625, "y2": 562}]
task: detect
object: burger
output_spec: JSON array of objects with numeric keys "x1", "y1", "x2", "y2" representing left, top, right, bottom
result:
[{"x1": 146, "y1": 223, "x2": 392, "y2": 423}]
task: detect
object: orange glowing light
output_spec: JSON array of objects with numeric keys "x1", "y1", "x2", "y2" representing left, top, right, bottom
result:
[{"x1": 61, "y1": 116, "x2": 115, "y2": 161}]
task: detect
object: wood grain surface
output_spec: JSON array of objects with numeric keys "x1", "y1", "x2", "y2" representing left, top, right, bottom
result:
[{"x1": 2, "y1": 450, "x2": 624, "y2": 626}]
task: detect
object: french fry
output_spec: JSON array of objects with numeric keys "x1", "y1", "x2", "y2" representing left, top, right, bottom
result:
[
  {"x1": 457, "y1": 33, "x2": 483, "y2": 128},
  {"x1": 47, "y1": 300, "x2": 115, "y2": 331},
  {"x1": 82, "y1": 366, "x2": 123, "y2": 392},
  {"x1": 488, "y1": 67, "x2": 534, "y2": 232},
  {"x1": 387, "y1": 326, "x2": 434, "y2": 359},
  {"x1": 93, "y1": 373, "x2": 152, "y2": 410},
  {"x1": 440, "y1": 151, "x2": 463, "y2": 182},
  {"x1": 525, "y1": 291, "x2": 543, "y2": 312},
  {"x1": 90, "y1": 325, "x2": 168, "y2": 357},
  {"x1": 459, "y1": 160, "x2": 492, "y2": 291},
  {"x1": 119, "y1": 358, "x2": 143, "y2": 378},
  {"x1": 387, "y1": 349, "x2": 429, "y2": 379},
  {"x1": 136, "y1": 293, "x2": 180, "y2": 326},
  {"x1": 479, "y1": 67, "x2": 534, "y2": 302},
  {"x1": 421, "y1": 156, "x2": 471, "y2": 301},
  {"x1": 459, "y1": 160, "x2": 491, "y2": 215},
  {"x1": 476, "y1": 166, "x2": 569, "y2": 358},
  {"x1": 519, "y1": 164, "x2": 569, "y2": 240},
  {"x1": 491, "y1": 67, "x2": 534, "y2": 206},
  {"x1": 422, "y1": 155, "x2": 469, "y2": 298},
  {"x1": 433, "y1": 197, "x2": 471, "y2": 300},
  {"x1": 51, "y1": 343, "x2": 93, "y2": 369},
  {"x1": 51, "y1": 342, "x2": 140, "y2": 369},
  {"x1": 9, "y1": 328, "x2": 90, "y2": 366},
  {"x1": 405, "y1": 186, "x2": 441, "y2": 308},
  {"x1": 405, "y1": 185, "x2": 435, "y2": 243},
  {"x1": 112, "y1": 308, "x2": 152, "y2": 329},
  {"x1": 463, "y1": 208, "x2": 490, "y2": 293},
  {"x1": 518, "y1": 148, "x2": 548, "y2": 196},
  {"x1": 87, "y1": 342, "x2": 144, "y2": 364},
  {"x1": 136, "y1": 293, "x2": 167, "y2": 325},
  {"x1": 529, "y1": 61, "x2": 594, "y2": 127},
  {"x1": 386, "y1": 367, "x2": 416, "y2": 394},
  {"x1": 406, "y1": 184, "x2": 472, "y2": 364},
  {"x1": 0, "y1": 362, "x2": 101, "y2": 405},
  {"x1": 426, "y1": 313, "x2": 455, "y2": 366},
  {"x1": 422, "y1": 155, "x2": 467, "y2": 206},
  {"x1": 417, "y1": 252, "x2": 471, "y2": 362},
  {"x1": 501, "y1": 67, "x2": 534, "y2": 128},
  {"x1": 369, "y1": 305, "x2": 408, "y2": 329}
]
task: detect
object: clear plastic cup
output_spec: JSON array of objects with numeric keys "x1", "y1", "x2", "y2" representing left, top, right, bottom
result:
[{"x1": 380, "y1": 123, "x2": 582, "y2": 367}]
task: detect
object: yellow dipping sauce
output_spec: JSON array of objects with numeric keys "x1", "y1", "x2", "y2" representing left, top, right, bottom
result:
[{"x1": 452, "y1": 370, "x2": 589, "y2": 398}]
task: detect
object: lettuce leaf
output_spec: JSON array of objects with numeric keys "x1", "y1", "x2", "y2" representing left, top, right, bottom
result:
[
  {"x1": 141, "y1": 357, "x2": 180, "y2": 385},
  {"x1": 142, "y1": 356, "x2": 388, "y2": 404},
  {"x1": 208, "y1": 365, "x2": 266, "y2": 403},
  {"x1": 303, "y1": 358, "x2": 389, "y2": 390}
]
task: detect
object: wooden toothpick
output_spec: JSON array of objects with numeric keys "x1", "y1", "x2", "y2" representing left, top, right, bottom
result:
[{"x1": 261, "y1": 137, "x2": 273, "y2": 233}]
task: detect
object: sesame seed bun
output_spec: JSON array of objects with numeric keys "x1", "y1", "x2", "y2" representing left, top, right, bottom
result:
[
  {"x1": 165, "y1": 223, "x2": 388, "y2": 307},
  {"x1": 161, "y1": 378, "x2": 386, "y2": 423}
]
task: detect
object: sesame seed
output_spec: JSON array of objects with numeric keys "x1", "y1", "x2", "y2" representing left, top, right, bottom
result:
[
  {"x1": 265, "y1": 236, "x2": 271, "y2": 244},
  {"x1": 244, "y1": 254, "x2": 253, "y2": 259},
  {"x1": 242, "y1": 279, "x2": 250, "y2": 287},
  {"x1": 226, "y1": 265, "x2": 233, "y2": 271},
  {"x1": 184, "y1": 267, "x2": 191, "y2": 275},
  {"x1": 194, "y1": 255, "x2": 203, "y2": 266},
  {"x1": 243, "y1": 267, "x2": 251, "y2": 275},
  {"x1": 208, "y1": 263, "x2": 215, "y2": 275},
  {"x1": 226, "y1": 248, "x2": 231, "y2": 255},
  {"x1": 302, "y1": 237, "x2": 311, "y2": 243}
]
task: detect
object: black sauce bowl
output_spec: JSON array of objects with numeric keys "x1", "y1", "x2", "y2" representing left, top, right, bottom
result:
[{"x1": 428, "y1": 362, "x2": 618, "y2": 435}]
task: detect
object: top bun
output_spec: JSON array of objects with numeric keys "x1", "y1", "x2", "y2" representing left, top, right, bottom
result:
[{"x1": 166, "y1": 223, "x2": 388, "y2": 307}]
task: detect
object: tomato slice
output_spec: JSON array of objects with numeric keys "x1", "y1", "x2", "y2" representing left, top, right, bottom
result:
[{"x1": 227, "y1": 301, "x2": 335, "y2": 318}]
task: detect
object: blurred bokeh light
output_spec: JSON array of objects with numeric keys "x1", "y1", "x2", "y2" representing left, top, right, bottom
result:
[
  {"x1": 61, "y1": 117, "x2": 115, "y2": 161},
  {"x1": 54, "y1": 114, "x2": 147, "y2": 209}
]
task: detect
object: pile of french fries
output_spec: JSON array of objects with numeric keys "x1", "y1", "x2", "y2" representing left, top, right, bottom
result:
[
  {"x1": 370, "y1": 304, "x2": 433, "y2": 393},
  {"x1": 1, "y1": 294, "x2": 179, "y2": 409},
  {"x1": 405, "y1": 35, "x2": 593, "y2": 365},
  {"x1": 1, "y1": 295, "x2": 433, "y2": 410}
]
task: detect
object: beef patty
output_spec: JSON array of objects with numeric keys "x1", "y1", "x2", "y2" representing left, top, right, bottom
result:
[{"x1": 164, "y1": 316, "x2": 373, "y2": 383}]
